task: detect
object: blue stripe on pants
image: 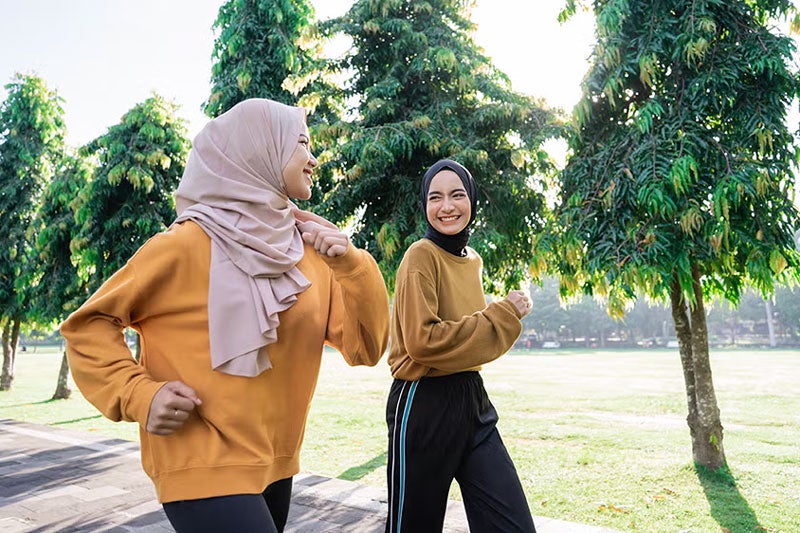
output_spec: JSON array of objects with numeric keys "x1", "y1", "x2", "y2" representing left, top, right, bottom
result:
[{"x1": 395, "y1": 380, "x2": 418, "y2": 533}]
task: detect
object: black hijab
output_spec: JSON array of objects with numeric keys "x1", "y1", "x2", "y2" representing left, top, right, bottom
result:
[{"x1": 420, "y1": 159, "x2": 478, "y2": 257}]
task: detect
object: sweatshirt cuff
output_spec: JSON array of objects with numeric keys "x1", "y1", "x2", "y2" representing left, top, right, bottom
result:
[
  {"x1": 127, "y1": 378, "x2": 169, "y2": 427},
  {"x1": 496, "y1": 299, "x2": 525, "y2": 320},
  {"x1": 321, "y1": 243, "x2": 366, "y2": 278}
]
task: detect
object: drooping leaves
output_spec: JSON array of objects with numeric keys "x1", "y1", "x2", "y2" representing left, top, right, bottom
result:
[
  {"x1": 541, "y1": 0, "x2": 800, "y2": 317},
  {"x1": 317, "y1": 0, "x2": 561, "y2": 293},
  {"x1": 27, "y1": 153, "x2": 93, "y2": 326},
  {"x1": 73, "y1": 94, "x2": 190, "y2": 291},
  {"x1": 0, "y1": 73, "x2": 66, "y2": 320},
  {"x1": 205, "y1": 0, "x2": 341, "y2": 122}
]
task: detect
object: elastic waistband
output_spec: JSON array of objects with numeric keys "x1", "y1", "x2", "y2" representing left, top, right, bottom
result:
[
  {"x1": 423, "y1": 370, "x2": 479, "y2": 381},
  {"x1": 393, "y1": 370, "x2": 481, "y2": 386},
  {"x1": 394, "y1": 370, "x2": 483, "y2": 383}
]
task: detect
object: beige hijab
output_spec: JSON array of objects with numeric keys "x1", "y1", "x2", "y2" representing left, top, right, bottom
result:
[{"x1": 174, "y1": 98, "x2": 310, "y2": 377}]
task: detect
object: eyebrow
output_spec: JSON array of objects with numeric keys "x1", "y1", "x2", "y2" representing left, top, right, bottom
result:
[{"x1": 427, "y1": 186, "x2": 466, "y2": 197}]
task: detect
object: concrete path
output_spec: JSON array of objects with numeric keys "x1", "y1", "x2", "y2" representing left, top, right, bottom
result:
[{"x1": 0, "y1": 419, "x2": 620, "y2": 532}]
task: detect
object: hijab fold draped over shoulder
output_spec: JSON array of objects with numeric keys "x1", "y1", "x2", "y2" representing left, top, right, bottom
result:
[{"x1": 173, "y1": 99, "x2": 310, "y2": 377}]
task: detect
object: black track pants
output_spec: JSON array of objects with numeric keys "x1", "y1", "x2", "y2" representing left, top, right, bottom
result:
[
  {"x1": 163, "y1": 476, "x2": 293, "y2": 533},
  {"x1": 385, "y1": 372, "x2": 536, "y2": 533}
]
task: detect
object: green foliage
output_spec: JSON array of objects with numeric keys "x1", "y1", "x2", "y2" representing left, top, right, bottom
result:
[
  {"x1": 26, "y1": 153, "x2": 93, "y2": 327},
  {"x1": 205, "y1": 0, "x2": 340, "y2": 120},
  {"x1": 773, "y1": 284, "x2": 800, "y2": 337},
  {"x1": 206, "y1": 0, "x2": 344, "y2": 204},
  {"x1": 525, "y1": 276, "x2": 672, "y2": 343},
  {"x1": 317, "y1": 0, "x2": 561, "y2": 293},
  {"x1": 0, "y1": 73, "x2": 66, "y2": 322},
  {"x1": 541, "y1": 0, "x2": 800, "y2": 317},
  {"x1": 73, "y1": 94, "x2": 189, "y2": 291}
]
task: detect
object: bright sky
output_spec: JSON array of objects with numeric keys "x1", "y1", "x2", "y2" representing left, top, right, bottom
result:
[{"x1": 0, "y1": 1, "x2": 594, "y2": 148}]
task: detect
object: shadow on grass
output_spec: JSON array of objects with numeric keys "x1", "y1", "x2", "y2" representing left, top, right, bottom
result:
[
  {"x1": 52, "y1": 414, "x2": 103, "y2": 425},
  {"x1": 338, "y1": 451, "x2": 387, "y2": 481},
  {"x1": 0, "y1": 398, "x2": 56, "y2": 409},
  {"x1": 696, "y1": 464, "x2": 762, "y2": 532}
]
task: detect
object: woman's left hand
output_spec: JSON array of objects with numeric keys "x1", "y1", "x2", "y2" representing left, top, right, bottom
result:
[
  {"x1": 293, "y1": 208, "x2": 350, "y2": 257},
  {"x1": 505, "y1": 289, "x2": 533, "y2": 318}
]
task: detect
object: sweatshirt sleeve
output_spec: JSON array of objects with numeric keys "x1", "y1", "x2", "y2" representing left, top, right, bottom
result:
[
  {"x1": 397, "y1": 270, "x2": 522, "y2": 371},
  {"x1": 60, "y1": 249, "x2": 167, "y2": 427},
  {"x1": 323, "y1": 244, "x2": 390, "y2": 366}
]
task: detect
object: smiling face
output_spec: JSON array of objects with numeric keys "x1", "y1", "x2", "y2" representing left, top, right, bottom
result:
[
  {"x1": 425, "y1": 169, "x2": 472, "y2": 235},
  {"x1": 282, "y1": 123, "x2": 318, "y2": 200}
]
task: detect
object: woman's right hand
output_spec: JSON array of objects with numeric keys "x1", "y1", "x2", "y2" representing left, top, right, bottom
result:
[
  {"x1": 145, "y1": 381, "x2": 202, "y2": 435},
  {"x1": 293, "y1": 208, "x2": 350, "y2": 257},
  {"x1": 505, "y1": 290, "x2": 532, "y2": 318}
]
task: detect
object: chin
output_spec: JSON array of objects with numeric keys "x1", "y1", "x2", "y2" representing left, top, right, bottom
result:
[
  {"x1": 290, "y1": 190, "x2": 312, "y2": 201},
  {"x1": 436, "y1": 227, "x2": 464, "y2": 236}
]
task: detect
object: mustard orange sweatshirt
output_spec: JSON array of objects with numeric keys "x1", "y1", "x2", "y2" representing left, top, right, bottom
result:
[
  {"x1": 387, "y1": 239, "x2": 523, "y2": 381},
  {"x1": 61, "y1": 221, "x2": 389, "y2": 502}
]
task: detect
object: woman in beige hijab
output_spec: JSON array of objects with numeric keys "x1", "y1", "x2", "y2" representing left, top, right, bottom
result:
[{"x1": 61, "y1": 98, "x2": 390, "y2": 533}]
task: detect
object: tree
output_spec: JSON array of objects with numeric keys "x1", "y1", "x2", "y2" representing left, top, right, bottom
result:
[
  {"x1": 561, "y1": 294, "x2": 618, "y2": 346},
  {"x1": 205, "y1": 0, "x2": 344, "y2": 207},
  {"x1": 27, "y1": 153, "x2": 93, "y2": 399},
  {"x1": 205, "y1": 0, "x2": 337, "y2": 119},
  {"x1": 540, "y1": 1, "x2": 800, "y2": 470},
  {"x1": 73, "y1": 94, "x2": 190, "y2": 295},
  {"x1": 525, "y1": 278, "x2": 570, "y2": 340},
  {"x1": 706, "y1": 296, "x2": 749, "y2": 346},
  {"x1": 774, "y1": 285, "x2": 800, "y2": 340},
  {"x1": 0, "y1": 73, "x2": 66, "y2": 390},
  {"x1": 623, "y1": 297, "x2": 672, "y2": 343},
  {"x1": 317, "y1": 0, "x2": 559, "y2": 292}
]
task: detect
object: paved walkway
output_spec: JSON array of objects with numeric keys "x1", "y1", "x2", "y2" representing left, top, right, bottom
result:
[{"x1": 0, "y1": 419, "x2": 619, "y2": 532}]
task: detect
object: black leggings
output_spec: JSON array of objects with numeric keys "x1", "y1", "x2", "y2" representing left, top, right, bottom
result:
[
  {"x1": 386, "y1": 372, "x2": 536, "y2": 533},
  {"x1": 163, "y1": 476, "x2": 293, "y2": 533}
]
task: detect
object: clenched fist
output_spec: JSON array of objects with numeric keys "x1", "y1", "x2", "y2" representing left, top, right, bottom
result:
[
  {"x1": 293, "y1": 208, "x2": 350, "y2": 257},
  {"x1": 146, "y1": 381, "x2": 202, "y2": 435},
  {"x1": 505, "y1": 290, "x2": 532, "y2": 318}
]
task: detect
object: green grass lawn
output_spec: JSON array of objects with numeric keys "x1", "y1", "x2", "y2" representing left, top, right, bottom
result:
[{"x1": 2, "y1": 347, "x2": 798, "y2": 532}]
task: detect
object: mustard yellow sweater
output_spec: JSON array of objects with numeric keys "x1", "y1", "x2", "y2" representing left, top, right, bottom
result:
[
  {"x1": 387, "y1": 239, "x2": 523, "y2": 381},
  {"x1": 61, "y1": 221, "x2": 389, "y2": 502}
]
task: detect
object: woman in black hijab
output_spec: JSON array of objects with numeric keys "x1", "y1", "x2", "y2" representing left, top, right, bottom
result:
[
  {"x1": 384, "y1": 159, "x2": 537, "y2": 532},
  {"x1": 419, "y1": 159, "x2": 479, "y2": 256}
]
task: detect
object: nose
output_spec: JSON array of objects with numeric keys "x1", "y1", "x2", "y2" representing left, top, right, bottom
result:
[{"x1": 309, "y1": 152, "x2": 318, "y2": 167}]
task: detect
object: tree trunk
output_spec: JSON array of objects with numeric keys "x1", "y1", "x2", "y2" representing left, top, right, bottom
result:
[
  {"x1": 0, "y1": 319, "x2": 10, "y2": 390},
  {"x1": 670, "y1": 276, "x2": 698, "y2": 441},
  {"x1": 729, "y1": 316, "x2": 737, "y2": 346},
  {"x1": 628, "y1": 327, "x2": 637, "y2": 346},
  {"x1": 670, "y1": 267, "x2": 726, "y2": 471},
  {"x1": 0, "y1": 316, "x2": 21, "y2": 391},
  {"x1": 765, "y1": 300, "x2": 776, "y2": 348},
  {"x1": 51, "y1": 351, "x2": 72, "y2": 400}
]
